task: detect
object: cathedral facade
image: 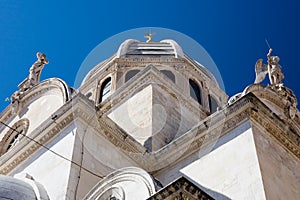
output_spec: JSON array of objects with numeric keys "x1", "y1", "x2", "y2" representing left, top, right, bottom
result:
[{"x1": 0, "y1": 37, "x2": 299, "y2": 199}]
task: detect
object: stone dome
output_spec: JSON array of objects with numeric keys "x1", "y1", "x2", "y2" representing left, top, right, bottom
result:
[
  {"x1": 80, "y1": 38, "x2": 220, "y2": 89},
  {"x1": 0, "y1": 175, "x2": 37, "y2": 200},
  {"x1": 81, "y1": 39, "x2": 185, "y2": 86},
  {"x1": 0, "y1": 174, "x2": 49, "y2": 200},
  {"x1": 116, "y1": 39, "x2": 184, "y2": 58}
]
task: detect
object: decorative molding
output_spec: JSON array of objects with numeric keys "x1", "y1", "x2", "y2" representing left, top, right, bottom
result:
[
  {"x1": 115, "y1": 58, "x2": 186, "y2": 65},
  {"x1": 1, "y1": 90, "x2": 299, "y2": 176},
  {"x1": 0, "y1": 113, "x2": 74, "y2": 174},
  {"x1": 250, "y1": 107, "x2": 300, "y2": 159},
  {"x1": 95, "y1": 93, "x2": 299, "y2": 172},
  {"x1": 92, "y1": 95, "x2": 252, "y2": 172},
  {"x1": 6, "y1": 78, "x2": 71, "y2": 115},
  {"x1": 83, "y1": 167, "x2": 156, "y2": 200},
  {"x1": 97, "y1": 118, "x2": 146, "y2": 154},
  {"x1": 0, "y1": 118, "x2": 30, "y2": 156},
  {"x1": 147, "y1": 177, "x2": 214, "y2": 200},
  {"x1": 0, "y1": 108, "x2": 13, "y2": 129},
  {"x1": 0, "y1": 94, "x2": 77, "y2": 175}
]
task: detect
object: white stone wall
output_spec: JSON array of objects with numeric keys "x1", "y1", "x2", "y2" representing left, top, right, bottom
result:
[
  {"x1": 69, "y1": 120, "x2": 140, "y2": 199},
  {"x1": 20, "y1": 91, "x2": 64, "y2": 133},
  {"x1": 153, "y1": 119, "x2": 300, "y2": 199},
  {"x1": 108, "y1": 83, "x2": 201, "y2": 151},
  {"x1": 4, "y1": 111, "x2": 141, "y2": 200},
  {"x1": 10, "y1": 124, "x2": 77, "y2": 200},
  {"x1": 154, "y1": 121, "x2": 267, "y2": 199},
  {"x1": 0, "y1": 87, "x2": 64, "y2": 142},
  {"x1": 108, "y1": 85, "x2": 153, "y2": 147},
  {"x1": 252, "y1": 122, "x2": 300, "y2": 200},
  {"x1": 181, "y1": 121, "x2": 266, "y2": 199}
]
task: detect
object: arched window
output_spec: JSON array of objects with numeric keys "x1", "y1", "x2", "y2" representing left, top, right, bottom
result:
[
  {"x1": 0, "y1": 119, "x2": 29, "y2": 156},
  {"x1": 99, "y1": 77, "x2": 112, "y2": 103},
  {"x1": 125, "y1": 70, "x2": 140, "y2": 82},
  {"x1": 6, "y1": 129, "x2": 23, "y2": 152},
  {"x1": 161, "y1": 70, "x2": 175, "y2": 83},
  {"x1": 189, "y1": 79, "x2": 202, "y2": 105},
  {"x1": 209, "y1": 95, "x2": 219, "y2": 113}
]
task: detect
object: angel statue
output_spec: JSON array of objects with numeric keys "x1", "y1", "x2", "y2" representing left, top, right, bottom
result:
[
  {"x1": 254, "y1": 58, "x2": 268, "y2": 84},
  {"x1": 144, "y1": 32, "x2": 155, "y2": 43},
  {"x1": 255, "y1": 48, "x2": 284, "y2": 85}
]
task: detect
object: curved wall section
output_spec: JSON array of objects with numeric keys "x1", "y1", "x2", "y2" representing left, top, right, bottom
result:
[
  {"x1": 84, "y1": 167, "x2": 156, "y2": 200},
  {"x1": 8, "y1": 78, "x2": 72, "y2": 134}
]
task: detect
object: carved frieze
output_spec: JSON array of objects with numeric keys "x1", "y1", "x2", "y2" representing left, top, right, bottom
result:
[
  {"x1": 147, "y1": 177, "x2": 214, "y2": 200},
  {"x1": 250, "y1": 108, "x2": 300, "y2": 159},
  {"x1": 0, "y1": 113, "x2": 74, "y2": 174},
  {"x1": 1, "y1": 91, "x2": 299, "y2": 175},
  {"x1": 95, "y1": 92, "x2": 300, "y2": 171}
]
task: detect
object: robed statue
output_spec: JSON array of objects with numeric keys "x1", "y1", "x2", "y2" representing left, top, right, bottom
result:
[
  {"x1": 11, "y1": 52, "x2": 49, "y2": 105},
  {"x1": 26, "y1": 52, "x2": 49, "y2": 88}
]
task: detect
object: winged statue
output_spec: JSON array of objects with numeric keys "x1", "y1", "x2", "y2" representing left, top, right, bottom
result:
[
  {"x1": 254, "y1": 58, "x2": 268, "y2": 84},
  {"x1": 254, "y1": 49, "x2": 284, "y2": 85}
]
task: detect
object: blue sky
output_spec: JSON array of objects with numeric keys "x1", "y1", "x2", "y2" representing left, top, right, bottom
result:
[{"x1": 1, "y1": 0, "x2": 300, "y2": 111}]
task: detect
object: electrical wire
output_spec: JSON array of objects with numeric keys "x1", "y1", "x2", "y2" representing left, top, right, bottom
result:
[
  {"x1": 74, "y1": 119, "x2": 89, "y2": 200},
  {"x1": 0, "y1": 120, "x2": 104, "y2": 179}
]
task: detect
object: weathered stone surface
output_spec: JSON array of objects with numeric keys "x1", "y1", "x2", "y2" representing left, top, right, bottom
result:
[
  {"x1": 83, "y1": 167, "x2": 156, "y2": 200},
  {"x1": 0, "y1": 174, "x2": 36, "y2": 200},
  {"x1": 180, "y1": 121, "x2": 267, "y2": 199},
  {"x1": 252, "y1": 123, "x2": 300, "y2": 200}
]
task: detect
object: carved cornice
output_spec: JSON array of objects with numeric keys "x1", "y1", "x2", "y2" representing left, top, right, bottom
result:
[
  {"x1": 115, "y1": 58, "x2": 186, "y2": 65},
  {"x1": 243, "y1": 84, "x2": 299, "y2": 119},
  {"x1": 1, "y1": 91, "x2": 299, "y2": 176},
  {"x1": 80, "y1": 57, "x2": 185, "y2": 91},
  {"x1": 249, "y1": 105, "x2": 300, "y2": 159},
  {"x1": 236, "y1": 94, "x2": 300, "y2": 159},
  {"x1": 0, "y1": 107, "x2": 13, "y2": 131},
  {"x1": 94, "y1": 92, "x2": 300, "y2": 172},
  {"x1": 0, "y1": 93, "x2": 81, "y2": 175},
  {"x1": 94, "y1": 95, "x2": 253, "y2": 172},
  {"x1": 0, "y1": 78, "x2": 71, "y2": 119},
  {"x1": 17, "y1": 78, "x2": 70, "y2": 111},
  {"x1": 115, "y1": 57, "x2": 222, "y2": 95},
  {"x1": 0, "y1": 108, "x2": 74, "y2": 174},
  {"x1": 147, "y1": 177, "x2": 214, "y2": 200},
  {"x1": 0, "y1": 92, "x2": 143, "y2": 174},
  {"x1": 97, "y1": 117, "x2": 146, "y2": 154}
]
